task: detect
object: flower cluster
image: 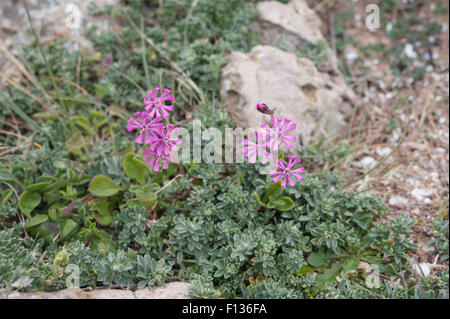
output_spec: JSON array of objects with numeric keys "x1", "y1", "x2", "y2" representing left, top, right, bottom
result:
[
  {"x1": 243, "y1": 104, "x2": 305, "y2": 188},
  {"x1": 126, "y1": 88, "x2": 181, "y2": 172}
]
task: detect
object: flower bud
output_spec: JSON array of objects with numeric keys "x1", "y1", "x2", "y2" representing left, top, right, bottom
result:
[{"x1": 256, "y1": 103, "x2": 274, "y2": 116}]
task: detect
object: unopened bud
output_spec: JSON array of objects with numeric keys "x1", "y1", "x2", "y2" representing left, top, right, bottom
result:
[{"x1": 256, "y1": 103, "x2": 274, "y2": 116}]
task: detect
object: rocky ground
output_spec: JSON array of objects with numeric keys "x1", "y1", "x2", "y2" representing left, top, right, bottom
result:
[{"x1": 312, "y1": 0, "x2": 449, "y2": 273}]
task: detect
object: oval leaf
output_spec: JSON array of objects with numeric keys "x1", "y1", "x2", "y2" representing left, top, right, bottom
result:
[
  {"x1": 61, "y1": 219, "x2": 78, "y2": 239},
  {"x1": 25, "y1": 182, "x2": 52, "y2": 192},
  {"x1": 307, "y1": 251, "x2": 326, "y2": 267},
  {"x1": 89, "y1": 175, "x2": 122, "y2": 197},
  {"x1": 123, "y1": 153, "x2": 149, "y2": 185},
  {"x1": 19, "y1": 191, "x2": 41, "y2": 217},
  {"x1": 272, "y1": 196, "x2": 295, "y2": 212},
  {"x1": 25, "y1": 214, "x2": 48, "y2": 229},
  {"x1": 95, "y1": 212, "x2": 113, "y2": 226}
]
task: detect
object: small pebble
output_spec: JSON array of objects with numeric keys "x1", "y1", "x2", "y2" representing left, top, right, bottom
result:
[{"x1": 411, "y1": 188, "x2": 434, "y2": 201}]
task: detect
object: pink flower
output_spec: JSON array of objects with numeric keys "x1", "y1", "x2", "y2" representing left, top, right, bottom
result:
[
  {"x1": 269, "y1": 156, "x2": 305, "y2": 188},
  {"x1": 142, "y1": 149, "x2": 174, "y2": 172},
  {"x1": 262, "y1": 117, "x2": 296, "y2": 151},
  {"x1": 256, "y1": 103, "x2": 274, "y2": 116},
  {"x1": 126, "y1": 112, "x2": 164, "y2": 145},
  {"x1": 242, "y1": 131, "x2": 273, "y2": 164},
  {"x1": 144, "y1": 88, "x2": 174, "y2": 118},
  {"x1": 150, "y1": 124, "x2": 182, "y2": 156}
]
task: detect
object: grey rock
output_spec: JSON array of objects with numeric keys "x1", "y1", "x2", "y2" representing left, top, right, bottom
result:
[
  {"x1": 221, "y1": 45, "x2": 350, "y2": 148},
  {"x1": 134, "y1": 282, "x2": 193, "y2": 299},
  {"x1": 1, "y1": 282, "x2": 193, "y2": 299},
  {"x1": 251, "y1": 0, "x2": 340, "y2": 75}
]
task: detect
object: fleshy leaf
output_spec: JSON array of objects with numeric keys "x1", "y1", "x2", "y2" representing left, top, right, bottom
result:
[
  {"x1": 271, "y1": 196, "x2": 295, "y2": 212},
  {"x1": 307, "y1": 251, "x2": 326, "y2": 267},
  {"x1": 25, "y1": 214, "x2": 48, "y2": 229},
  {"x1": 123, "y1": 153, "x2": 149, "y2": 185},
  {"x1": 19, "y1": 191, "x2": 41, "y2": 217},
  {"x1": 89, "y1": 175, "x2": 122, "y2": 197}
]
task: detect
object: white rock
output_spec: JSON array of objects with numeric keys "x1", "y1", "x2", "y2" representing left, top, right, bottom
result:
[
  {"x1": 376, "y1": 147, "x2": 391, "y2": 157},
  {"x1": 386, "y1": 22, "x2": 393, "y2": 33},
  {"x1": 389, "y1": 129, "x2": 402, "y2": 143},
  {"x1": 360, "y1": 156, "x2": 376, "y2": 168},
  {"x1": 403, "y1": 43, "x2": 417, "y2": 59},
  {"x1": 134, "y1": 282, "x2": 193, "y2": 299},
  {"x1": 414, "y1": 263, "x2": 431, "y2": 277},
  {"x1": 250, "y1": 0, "x2": 346, "y2": 76},
  {"x1": 253, "y1": 0, "x2": 325, "y2": 45},
  {"x1": 389, "y1": 196, "x2": 408, "y2": 206},
  {"x1": 407, "y1": 178, "x2": 419, "y2": 186},
  {"x1": 346, "y1": 51, "x2": 359, "y2": 63},
  {"x1": 0, "y1": 0, "x2": 120, "y2": 55},
  {"x1": 3, "y1": 282, "x2": 193, "y2": 299},
  {"x1": 411, "y1": 188, "x2": 434, "y2": 201}
]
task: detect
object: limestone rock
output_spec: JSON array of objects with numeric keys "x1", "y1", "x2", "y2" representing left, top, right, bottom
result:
[
  {"x1": 0, "y1": 0, "x2": 120, "y2": 86},
  {"x1": 221, "y1": 45, "x2": 349, "y2": 147},
  {"x1": 251, "y1": 0, "x2": 340, "y2": 74},
  {"x1": 134, "y1": 282, "x2": 193, "y2": 299},
  {"x1": 0, "y1": 0, "x2": 120, "y2": 53},
  {"x1": 1, "y1": 282, "x2": 193, "y2": 299},
  {"x1": 253, "y1": 0, "x2": 325, "y2": 46}
]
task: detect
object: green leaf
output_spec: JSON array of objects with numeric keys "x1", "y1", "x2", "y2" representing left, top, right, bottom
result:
[
  {"x1": 29, "y1": 223, "x2": 54, "y2": 244},
  {"x1": 91, "y1": 238, "x2": 116, "y2": 254},
  {"x1": 94, "y1": 200, "x2": 114, "y2": 226},
  {"x1": 137, "y1": 280, "x2": 148, "y2": 289},
  {"x1": 270, "y1": 196, "x2": 295, "y2": 212},
  {"x1": 254, "y1": 191, "x2": 265, "y2": 207},
  {"x1": 25, "y1": 214, "x2": 48, "y2": 229},
  {"x1": 19, "y1": 191, "x2": 41, "y2": 217},
  {"x1": 297, "y1": 265, "x2": 316, "y2": 275},
  {"x1": 25, "y1": 182, "x2": 52, "y2": 192},
  {"x1": 307, "y1": 251, "x2": 326, "y2": 267},
  {"x1": 123, "y1": 153, "x2": 149, "y2": 185},
  {"x1": 128, "y1": 184, "x2": 158, "y2": 210},
  {"x1": 0, "y1": 168, "x2": 20, "y2": 185},
  {"x1": 95, "y1": 199, "x2": 114, "y2": 216},
  {"x1": 342, "y1": 257, "x2": 359, "y2": 272},
  {"x1": 95, "y1": 211, "x2": 113, "y2": 226},
  {"x1": 127, "y1": 248, "x2": 138, "y2": 259},
  {"x1": 41, "y1": 180, "x2": 68, "y2": 193},
  {"x1": 65, "y1": 131, "x2": 87, "y2": 154},
  {"x1": 128, "y1": 195, "x2": 157, "y2": 210},
  {"x1": 75, "y1": 116, "x2": 94, "y2": 135},
  {"x1": 89, "y1": 175, "x2": 122, "y2": 197},
  {"x1": 61, "y1": 219, "x2": 78, "y2": 239},
  {"x1": 266, "y1": 181, "x2": 283, "y2": 201},
  {"x1": 316, "y1": 262, "x2": 342, "y2": 289},
  {"x1": 177, "y1": 250, "x2": 183, "y2": 264}
]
